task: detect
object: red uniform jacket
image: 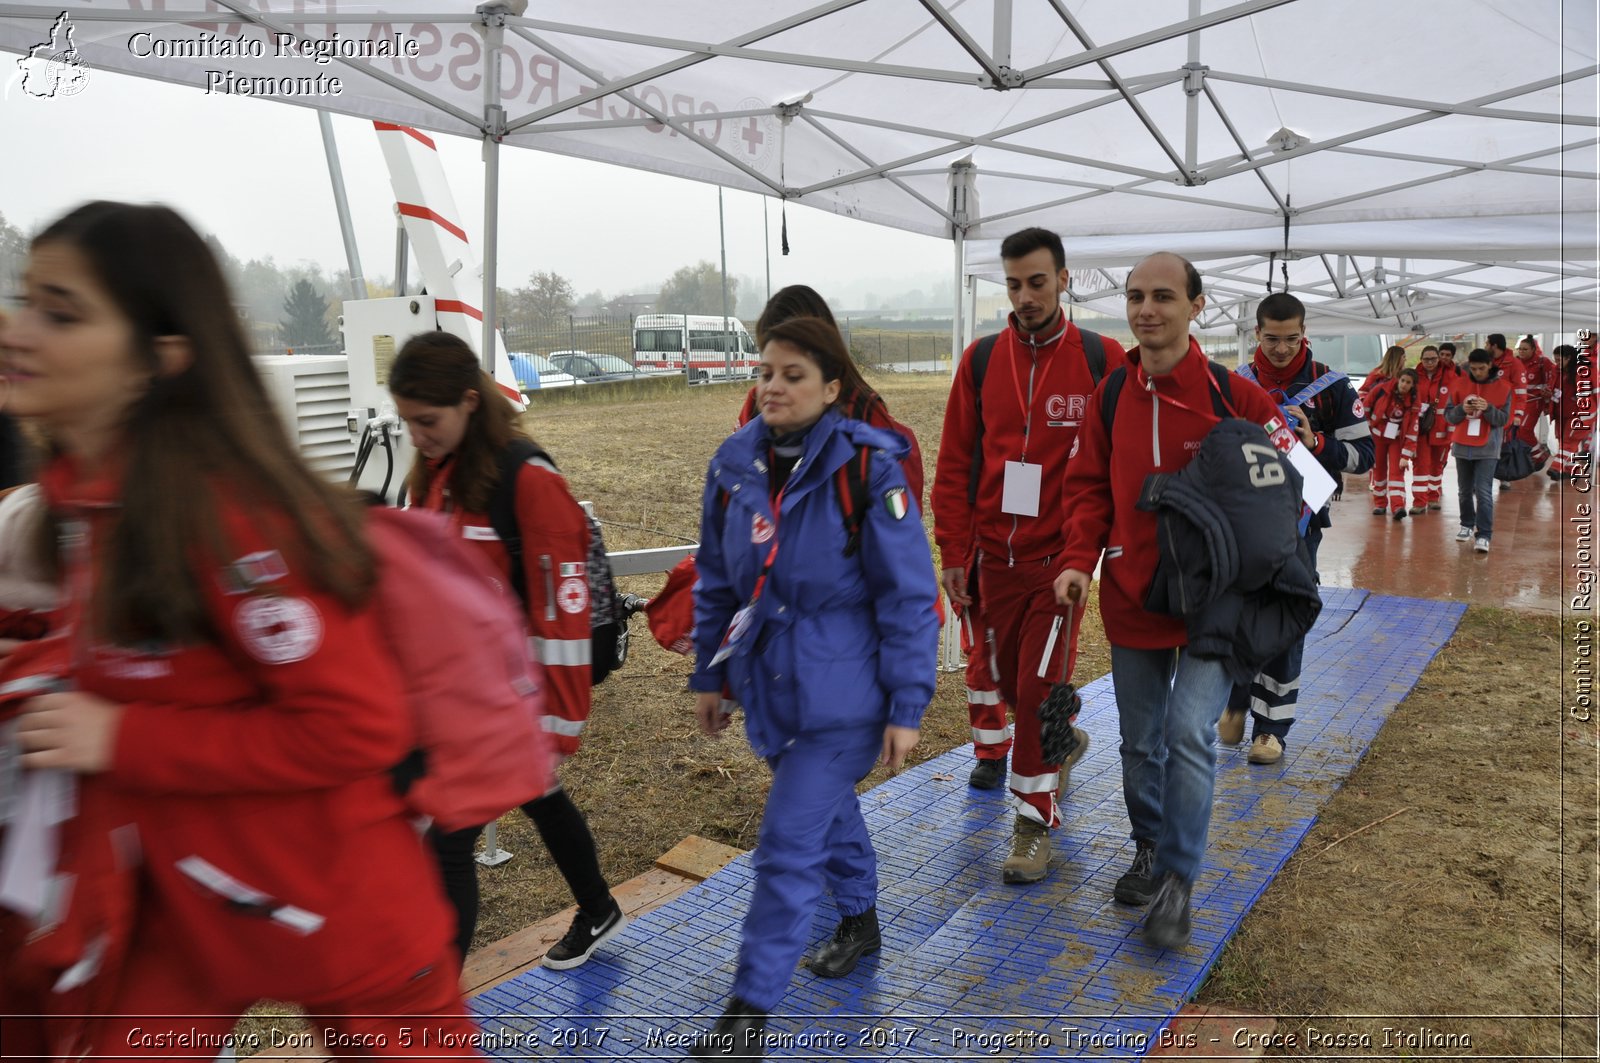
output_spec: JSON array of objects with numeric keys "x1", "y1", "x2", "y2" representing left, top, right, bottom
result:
[
  {"x1": 1366, "y1": 380, "x2": 1423, "y2": 459},
  {"x1": 1416, "y1": 361, "x2": 1458, "y2": 446},
  {"x1": 25, "y1": 455, "x2": 450, "y2": 1005},
  {"x1": 1058, "y1": 339, "x2": 1281, "y2": 649},
  {"x1": 736, "y1": 386, "x2": 926, "y2": 509},
  {"x1": 1358, "y1": 369, "x2": 1390, "y2": 401},
  {"x1": 1447, "y1": 372, "x2": 1515, "y2": 446},
  {"x1": 1518, "y1": 353, "x2": 1559, "y2": 421},
  {"x1": 933, "y1": 315, "x2": 1127, "y2": 568},
  {"x1": 418, "y1": 450, "x2": 592, "y2": 756},
  {"x1": 1493, "y1": 351, "x2": 1529, "y2": 428}
]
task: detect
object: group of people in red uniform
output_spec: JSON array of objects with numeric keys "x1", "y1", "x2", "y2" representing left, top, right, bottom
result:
[{"x1": 1359, "y1": 333, "x2": 1593, "y2": 544}]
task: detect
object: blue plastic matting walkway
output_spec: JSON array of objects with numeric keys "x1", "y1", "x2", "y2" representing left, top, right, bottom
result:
[{"x1": 474, "y1": 590, "x2": 1464, "y2": 1060}]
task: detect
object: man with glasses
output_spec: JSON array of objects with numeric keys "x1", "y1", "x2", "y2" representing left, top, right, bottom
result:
[{"x1": 1219, "y1": 293, "x2": 1374, "y2": 764}]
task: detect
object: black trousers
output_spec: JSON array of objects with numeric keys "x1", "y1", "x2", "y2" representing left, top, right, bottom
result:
[{"x1": 429, "y1": 785, "x2": 612, "y2": 964}]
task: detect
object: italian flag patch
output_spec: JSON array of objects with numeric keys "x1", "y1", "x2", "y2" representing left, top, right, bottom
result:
[{"x1": 884, "y1": 487, "x2": 909, "y2": 520}]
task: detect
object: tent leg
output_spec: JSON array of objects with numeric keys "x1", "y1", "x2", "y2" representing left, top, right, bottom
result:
[{"x1": 952, "y1": 227, "x2": 965, "y2": 375}]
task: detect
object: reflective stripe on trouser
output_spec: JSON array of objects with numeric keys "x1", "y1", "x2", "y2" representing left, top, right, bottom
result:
[
  {"x1": 733, "y1": 726, "x2": 881, "y2": 1012},
  {"x1": 1373, "y1": 437, "x2": 1408, "y2": 512},
  {"x1": 1412, "y1": 444, "x2": 1443, "y2": 504},
  {"x1": 979, "y1": 553, "x2": 1083, "y2": 829},
  {"x1": 961, "y1": 603, "x2": 1012, "y2": 760}
]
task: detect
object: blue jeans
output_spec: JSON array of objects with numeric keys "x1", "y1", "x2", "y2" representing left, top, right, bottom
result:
[
  {"x1": 1111, "y1": 645, "x2": 1234, "y2": 884},
  {"x1": 1456, "y1": 457, "x2": 1497, "y2": 538}
]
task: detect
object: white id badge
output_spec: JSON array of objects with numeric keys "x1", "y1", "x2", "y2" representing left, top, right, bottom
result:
[
  {"x1": 1384, "y1": 421, "x2": 1399, "y2": 439},
  {"x1": 1467, "y1": 417, "x2": 1483, "y2": 438},
  {"x1": 1001, "y1": 461, "x2": 1042, "y2": 517},
  {"x1": 710, "y1": 604, "x2": 756, "y2": 667}
]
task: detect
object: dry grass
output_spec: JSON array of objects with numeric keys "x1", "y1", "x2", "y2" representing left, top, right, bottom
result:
[{"x1": 244, "y1": 373, "x2": 1594, "y2": 1059}]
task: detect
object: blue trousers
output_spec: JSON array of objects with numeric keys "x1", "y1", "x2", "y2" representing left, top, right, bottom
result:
[
  {"x1": 1111, "y1": 645, "x2": 1233, "y2": 884},
  {"x1": 733, "y1": 726, "x2": 882, "y2": 1011},
  {"x1": 1457, "y1": 456, "x2": 1498, "y2": 538},
  {"x1": 1228, "y1": 522, "x2": 1323, "y2": 744}
]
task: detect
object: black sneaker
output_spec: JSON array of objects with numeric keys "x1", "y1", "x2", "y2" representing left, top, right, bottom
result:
[
  {"x1": 692, "y1": 997, "x2": 767, "y2": 1059},
  {"x1": 968, "y1": 758, "x2": 1005, "y2": 790},
  {"x1": 543, "y1": 899, "x2": 627, "y2": 970},
  {"x1": 806, "y1": 908, "x2": 882, "y2": 978},
  {"x1": 1143, "y1": 872, "x2": 1192, "y2": 949},
  {"x1": 1113, "y1": 840, "x2": 1157, "y2": 905}
]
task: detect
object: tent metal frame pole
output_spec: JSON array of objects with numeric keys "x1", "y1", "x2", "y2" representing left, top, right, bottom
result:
[
  {"x1": 1022, "y1": 0, "x2": 1300, "y2": 80},
  {"x1": 952, "y1": 228, "x2": 965, "y2": 371},
  {"x1": 316, "y1": 110, "x2": 368, "y2": 301},
  {"x1": 479, "y1": 1, "x2": 512, "y2": 379},
  {"x1": 993, "y1": 0, "x2": 1012, "y2": 73},
  {"x1": 505, "y1": 0, "x2": 868, "y2": 130},
  {"x1": 803, "y1": 115, "x2": 954, "y2": 225},
  {"x1": 1326, "y1": 141, "x2": 1600, "y2": 180},
  {"x1": 1043, "y1": 0, "x2": 1189, "y2": 178},
  {"x1": 918, "y1": 0, "x2": 1004, "y2": 85},
  {"x1": 1182, "y1": 0, "x2": 1202, "y2": 176},
  {"x1": 1300, "y1": 140, "x2": 1600, "y2": 214},
  {"x1": 1202, "y1": 83, "x2": 1290, "y2": 213},
  {"x1": 1208, "y1": 68, "x2": 1600, "y2": 127},
  {"x1": 512, "y1": 27, "x2": 786, "y2": 194},
  {"x1": 1198, "y1": 68, "x2": 1596, "y2": 184}
]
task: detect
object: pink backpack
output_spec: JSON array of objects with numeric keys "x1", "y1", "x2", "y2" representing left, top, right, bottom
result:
[{"x1": 366, "y1": 507, "x2": 554, "y2": 832}]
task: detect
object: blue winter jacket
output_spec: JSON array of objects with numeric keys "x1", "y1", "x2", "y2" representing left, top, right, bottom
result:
[{"x1": 689, "y1": 410, "x2": 939, "y2": 757}]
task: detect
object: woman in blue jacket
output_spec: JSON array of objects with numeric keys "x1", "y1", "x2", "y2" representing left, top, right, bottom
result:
[{"x1": 689, "y1": 316, "x2": 939, "y2": 1058}]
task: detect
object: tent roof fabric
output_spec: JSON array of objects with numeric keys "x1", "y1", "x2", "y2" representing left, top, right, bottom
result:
[{"x1": 4, "y1": 0, "x2": 1596, "y2": 332}]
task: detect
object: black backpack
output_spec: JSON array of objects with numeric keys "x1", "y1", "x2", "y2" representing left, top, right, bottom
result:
[
  {"x1": 488, "y1": 439, "x2": 626, "y2": 684},
  {"x1": 965, "y1": 326, "x2": 1108, "y2": 504}
]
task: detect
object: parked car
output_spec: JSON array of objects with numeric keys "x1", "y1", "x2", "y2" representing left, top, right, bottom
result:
[
  {"x1": 508, "y1": 352, "x2": 582, "y2": 391},
  {"x1": 549, "y1": 350, "x2": 666, "y2": 384}
]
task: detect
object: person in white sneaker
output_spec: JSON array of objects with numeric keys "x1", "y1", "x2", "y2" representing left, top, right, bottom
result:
[{"x1": 1444, "y1": 349, "x2": 1513, "y2": 553}]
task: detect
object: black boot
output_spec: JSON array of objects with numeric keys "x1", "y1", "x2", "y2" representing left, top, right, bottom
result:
[
  {"x1": 1143, "y1": 872, "x2": 1193, "y2": 949},
  {"x1": 968, "y1": 757, "x2": 1005, "y2": 790},
  {"x1": 691, "y1": 997, "x2": 767, "y2": 1059},
  {"x1": 806, "y1": 907, "x2": 882, "y2": 978}
]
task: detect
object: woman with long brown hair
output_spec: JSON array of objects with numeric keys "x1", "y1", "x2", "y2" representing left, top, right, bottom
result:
[
  {"x1": 389, "y1": 330, "x2": 626, "y2": 972},
  {"x1": 0, "y1": 201, "x2": 476, "y2": 1057}
]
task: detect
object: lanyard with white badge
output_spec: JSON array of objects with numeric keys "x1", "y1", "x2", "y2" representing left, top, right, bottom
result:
[
  {"x1": 1000, "y1": 330, "x2": 1057, "y2": 519},
  {"x1": 710, "y1": 483, "x2": 787, "y2": 667}
]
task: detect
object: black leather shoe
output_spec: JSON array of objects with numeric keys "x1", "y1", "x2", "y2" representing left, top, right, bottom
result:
[
  {"x1": 806, "y1": 908, "x2": 882, "y2": 978},
  {"x1": 968, "y1": 758, "x2": 1005, "y2": 790},
  {"x1": 1143, "y1": 872, "x2": 1193, "y2": 949},
  {"x1": 691, "y1": 998, "x2": 767, "y2": 1059},
  {"x1": 1113, "y1": 840, "x2": 1157, "y2": 906}
]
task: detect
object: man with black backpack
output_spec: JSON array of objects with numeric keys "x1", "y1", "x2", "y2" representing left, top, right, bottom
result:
[
  {"x1": 932, "y1": 227, "x2": 1126, "y2": 885},
  {"x1": 1053, "y1": 252, "x2": 1284, "y2": 949},
  {"x1": 1218, "y1": 293, "x2": 1374, "y2": 765}
]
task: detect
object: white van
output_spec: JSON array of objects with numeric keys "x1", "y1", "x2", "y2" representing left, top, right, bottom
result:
[{"x1": 633, "y1": 314, "x2": 758, "y2": 383}]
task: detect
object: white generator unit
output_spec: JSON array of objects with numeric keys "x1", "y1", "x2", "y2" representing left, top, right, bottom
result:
[{"x1": 253, "y1": 354, "x2": 358, "y2": 482}]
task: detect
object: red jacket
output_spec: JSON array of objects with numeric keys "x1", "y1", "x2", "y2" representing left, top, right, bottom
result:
[
  {"x1": 1366, "y1": 379, "x2": 1423, "y2": 459},
  {"x1": 1358, "y1": 369, "x2": 1390, "y2": 401},
  {"x1": 933, "y1": 314, "x2": 1126, "y2": 567},
  {"x1": 1058, "y1": 339, "x2": 1281, "y2": 649},
  {"x1": 737, "y1": 386, "x2": 926, "y2": 509},
  {"x1": 1493, "y1": 350, "x2": 1529, "y2": 428},
  {"x1": 418, "y1": 449, "x2": 592, "y2": 756},
  {"x1": 1415, "y1": 361, "x2": 1458, "y2": 446},
  {"x1": 1518, "y1": 352, "x2": 1559, "y2": 417},
  {"x1": 23, "y1": 454, "x2": 450, "y2": 1005},
  {"x1": 1447, "y1": 371, "x2": 1514, "y2": 447}
]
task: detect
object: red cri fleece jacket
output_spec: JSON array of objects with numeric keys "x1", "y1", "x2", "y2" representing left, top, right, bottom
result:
[
  {"x1": 1057, "y1": 339, "x2": 1281, "y2": 650},
  {"x1": 22, "y1": 453, "x2": 451, "y2": 1006},
  {"x1": 418, "y1": 450, "x2": 593, "y2": 756},
  {"x1": 933, "y1": 315, "x2": 1126, "y2": 567}
]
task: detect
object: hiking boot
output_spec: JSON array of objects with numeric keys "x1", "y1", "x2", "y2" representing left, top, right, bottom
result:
[
  {"x1": 1001, "y1": 816, "x2": 1051, "y2": 884},
  {"x1": 968, "y1": 757, "x2": 1005, "y2": 790},
  {"x1": 1113, "y1": 840, "x2": 1158, "y2": 905},
  {"x1": 1475, "y1": 536, "x2": 1491, "y2": 554},
  {"x1": 692, "y1": 998, "x2": 767, "y2": 1060},
  {"x1": 1409, "y1": 505, "x2": 1427, "y2": 515},
  {"x1": 806, "y1": 908, "x2": 882, "y2": 978},
  {"x1": 1428, "y1": 500, "x2": 1442, "y2": 510},
  {"x1": 543, "y1": 899, "x2": 627, "y2": 970},
  {"x1": 1455, "y1": 525, "x2": 1473, "y2": 543},
  {"x1": 1391, "y1": 508, "x2": 1406, "y2": 521},
  {"x1": 1217, "y1": 707, "x2": 1247, "y2": 746},
  {"x1": 1248, "y1": 734, "x2": 1284, "y2": 765},
  {"x1": 1371, "y1": 506, "x2": 1386, "y2": 516},
  {"x1": 1143, "y1": 873, "x2": 1193, "y2": 949}
]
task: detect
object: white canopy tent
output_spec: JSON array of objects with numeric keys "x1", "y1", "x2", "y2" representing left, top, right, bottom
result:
[{"x1": 3, "y1": 0, "x2": 1596, "y2": 352}]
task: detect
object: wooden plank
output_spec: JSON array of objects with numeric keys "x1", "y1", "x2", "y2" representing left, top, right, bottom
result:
[
  {"x1": 653, "y1": 834, "x2": 743, "y2": 881},
  {"x1": 1146, "y1": 1005, "x2": 1279, "y2": 1058}
]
